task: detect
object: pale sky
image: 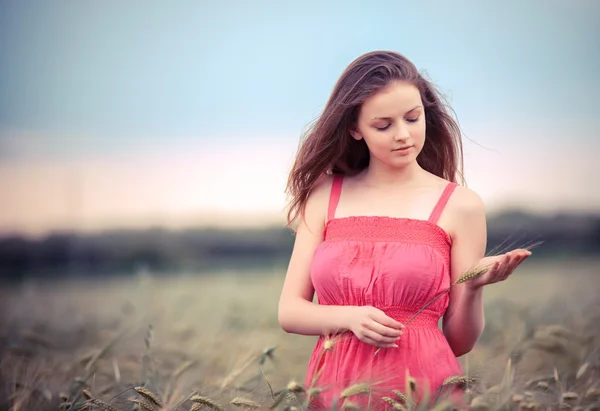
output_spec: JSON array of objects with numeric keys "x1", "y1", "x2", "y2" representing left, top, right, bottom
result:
[{"x1": 1, "y1": 0, "x2": 599, "y2": 235}]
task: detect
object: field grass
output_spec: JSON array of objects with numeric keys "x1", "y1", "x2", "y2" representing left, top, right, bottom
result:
[{"x1": 0, "y1": 256, "x2": 599, "y2": 410}]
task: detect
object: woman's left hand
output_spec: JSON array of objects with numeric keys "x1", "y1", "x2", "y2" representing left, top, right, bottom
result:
[{"x1": 466, "y1": 249, "x2": 532, "y2": 290}]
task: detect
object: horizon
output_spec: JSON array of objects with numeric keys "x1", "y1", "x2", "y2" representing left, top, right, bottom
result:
[{"x1": 2, "y1": 204, "x2": 599, "y2": 240}]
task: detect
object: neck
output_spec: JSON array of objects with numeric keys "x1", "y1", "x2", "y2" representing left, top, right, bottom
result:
[{"x1": 361, "y1": 160, "x2": 424, "y2": 188}]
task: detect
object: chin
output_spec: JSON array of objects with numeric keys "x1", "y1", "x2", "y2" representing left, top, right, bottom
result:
[{"x1": 389, "y1": 155, "x2": 418, "y2": 167}]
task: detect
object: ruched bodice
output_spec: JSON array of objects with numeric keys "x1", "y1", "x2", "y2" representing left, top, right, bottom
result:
[{"x1": 313, "y1": 216, "x2": 452, "y2": 311}]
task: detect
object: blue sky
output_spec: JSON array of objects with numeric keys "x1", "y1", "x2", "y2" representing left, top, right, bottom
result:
[
  {"x1": 1, "y1": 0, "x2": 599, "y2": 233},
  {"x1": 2, "y1": 0, "x2": 598, "y2": 157}
]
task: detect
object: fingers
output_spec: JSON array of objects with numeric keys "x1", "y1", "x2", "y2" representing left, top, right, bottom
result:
[
  {"x1": 478, "y1": 258, "x2": 507, "y2": 284},
  {"x1": 371, "y1": 310, "x2": 405, "y2": 331},
  {"x1": 353, "y1": 308, "x2": 404, "y2": 347},
  {"x1": 498, "y1": 252, "x2": 512, "y2": 280},
  {"x1": 362, "y1": 327, "x2": 400, "y2": 344},
  {"x1": 492, "y1": 255, "x2": 511, "y2": 282},
  {"x1": 514, "y1": 249, "x2": 532, "y2": 265},
  {"x1": 365, "y1": 320, "x2": 403, "y2": 339},
  {"x1": 360, "y1": 331, "x2": 399, "y2": 348},
  {"x1": 356, "y1": 317, "x2": 401, "y2": 344},
  {"x1": 502, "y1": 250, "x2": 531, "y2": 276},
  {"x1": 488, "y1": 250, "x2": 531, "y2": 282}
]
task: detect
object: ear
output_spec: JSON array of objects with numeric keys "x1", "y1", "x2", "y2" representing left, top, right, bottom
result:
[{"x1": 349, "y1": 128, "x2": 363, "y2": 141}]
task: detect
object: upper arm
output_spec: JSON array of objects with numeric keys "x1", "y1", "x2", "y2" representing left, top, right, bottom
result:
[
  {"x1": 444, "y1": 187, "x2": 488, "y2": 310},
  {"x1": 278, "y1": 175, "x2": 332, "y2": 307}
]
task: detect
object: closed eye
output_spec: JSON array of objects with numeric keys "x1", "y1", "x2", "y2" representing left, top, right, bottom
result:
[{"x1": 374, "y1": 116, "x2": 420, "y2": 131}]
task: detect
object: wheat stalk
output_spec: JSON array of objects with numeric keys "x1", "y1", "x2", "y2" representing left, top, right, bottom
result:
[
  {"x1": 134, "y1": 387, "x2": 162, "y2": 408},
  {"x1": 229, "y1": 397, "x2": 261, "y2": 409},
  {"x1": 129, "y1": 399, "x2": 156, "y2": 411},
  {"x1": 382, "y1": 396, "x2": 407, "y2": 410},
  {"x1": 406, "y1": 261, "x2": 495, "y2": 324},
  {"x1": 375, "y1": 248, "x2": 539, "y2": 358},
  {"x1": 412, "y1": 243, "x2": 540, "y2": 324},
  {"x1": 308, "y1": 336, "x2": 337, "y2": 389},
  {"x1": 270, "y1": 389, "x2": 290, "y2": 409},
  {"x1": 374, "y1": 259, "x2": 496, "y2": 355},
  {"x1": 190, "y1": 395, "x2": 225, "y2": 411},
  {"x1": 442, "y1": 375, "x2": 475, "y2": 388},
  {"x1": 285, "y1": 380, "x2": 305, "y2": 394},
  {"x1": 220, "y1": 346, "x2": 276, "y2": 388},
  {"x1": 340, "y1": 383, "x2": 371, "y2": 398},
  {"x1": 340, "y1": 400, "x2": 361, "y2": 410},
  {"x1": 171, "y1": 359, "x2": 199, "y2": 380},
  {"x1": 561, "y1": 392, "x2": 579, "y2": 401},
  {"x1": 392, "y1": 390, "x2": 411, "y2": 405},
  {"x1": 585, "y1": 387, "x2": 600, "y2": 400},
  {"x1": 170, "y1": 391, "x2": 198, "y2": 411},
  {"x1": 85, "y1": 328, "x2": 129, "y2": 372}
]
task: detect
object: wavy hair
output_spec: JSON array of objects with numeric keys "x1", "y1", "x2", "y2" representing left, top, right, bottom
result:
[{"x1": 285, "y1": 50, "x2": 465, "y2": 226}]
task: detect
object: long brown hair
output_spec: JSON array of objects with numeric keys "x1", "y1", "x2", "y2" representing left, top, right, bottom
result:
[{"x1": 285, "y1": 50, "x2": 465, "y2": 227}]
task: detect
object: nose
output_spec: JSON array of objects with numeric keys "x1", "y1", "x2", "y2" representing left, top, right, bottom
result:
[{"x1": 394, "y1": 122, "x2": 410, "y2": 141}]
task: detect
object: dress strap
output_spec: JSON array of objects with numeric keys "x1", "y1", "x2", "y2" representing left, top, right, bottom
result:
[
  {"x1": 327, "y1": 175, "x2": 343, "y2": 222},
  {"x1": 427, "y1": 182, "x2": 458, "y2": 224}
]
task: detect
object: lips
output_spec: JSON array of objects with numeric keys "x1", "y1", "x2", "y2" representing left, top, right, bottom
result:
[{"x1": 393, "y1": 146, "x2": 412, "y2": 151}]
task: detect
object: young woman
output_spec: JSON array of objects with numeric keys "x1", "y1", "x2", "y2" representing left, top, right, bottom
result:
[{"x1": 278, "y1": 50, "x2": 531, "y2": 409}]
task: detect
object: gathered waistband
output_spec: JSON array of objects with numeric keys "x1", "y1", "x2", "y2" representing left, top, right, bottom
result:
[{"x1": 380, "y1": 306, "x2": 440, "y2": 329}]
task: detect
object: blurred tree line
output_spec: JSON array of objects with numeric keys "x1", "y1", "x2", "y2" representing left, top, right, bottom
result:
[{"x1": 0, "y1": 211, "x2": 599, "y2": 281}]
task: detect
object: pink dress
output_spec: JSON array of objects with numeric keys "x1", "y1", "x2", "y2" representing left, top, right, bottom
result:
[{"x1": 304, "y1": 175, "x2": 465, "y2": 410}]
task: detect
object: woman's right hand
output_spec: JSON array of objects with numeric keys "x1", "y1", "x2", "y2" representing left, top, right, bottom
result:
[{"x1": 344, "y1": 306, "x2": 405, "y2": 348}]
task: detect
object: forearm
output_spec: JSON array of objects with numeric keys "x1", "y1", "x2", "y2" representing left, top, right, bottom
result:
[
  {"x1": 278, "y1": 298, "x2": 350, "y2": 336},
  {"x1": 442, "y1": 286, "x2": 485, "y2": 357}
]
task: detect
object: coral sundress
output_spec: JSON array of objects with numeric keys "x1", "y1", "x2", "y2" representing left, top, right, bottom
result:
[{"x1": 304, "y1": 175, "x2": 464, "y2": 410}]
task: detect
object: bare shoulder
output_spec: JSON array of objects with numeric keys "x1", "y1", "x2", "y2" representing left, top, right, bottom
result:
[
  {"x1": 309, "y1": 173, "x2": 335, "y2": 201},
  {"x1": 299, "y1": 173, "x2": 335, "y2": 233},
  {"x1": 442, "y1": 184, "x2": 487, "y2": 239},
  {"x1": 424, "y1": 173, "x2": 485, "y2": 217},
  {"x1": 448, "y1": 184, "x2": 486, "y2": 217}
]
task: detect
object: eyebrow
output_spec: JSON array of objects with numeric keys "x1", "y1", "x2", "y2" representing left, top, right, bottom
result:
[{"x1": 371, "y1": 105, "x2": 423, "y2": 121}]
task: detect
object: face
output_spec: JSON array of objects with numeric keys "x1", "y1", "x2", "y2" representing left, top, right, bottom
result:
[{"x1": 350, "y1": 80, "x2": 426, "y2": 168}]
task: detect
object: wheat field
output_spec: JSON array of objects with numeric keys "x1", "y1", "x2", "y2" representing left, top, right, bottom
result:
[{"x1": 0, "y1": 256, "x2": 599, "y2": 410}]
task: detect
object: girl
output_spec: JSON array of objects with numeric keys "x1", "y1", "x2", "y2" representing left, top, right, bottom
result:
[{"x1": 278, "y1": 50, "x2": 531, "y2": 409}]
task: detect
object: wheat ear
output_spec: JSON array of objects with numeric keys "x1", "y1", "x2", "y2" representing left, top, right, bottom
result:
[
  {"x1": 404, "y1": 242, "x2": 540, "y2": 329},
  {"x1": 134, "y1": 387, "x2": 162, "y2": 408},
  {"x1": 374, "y1": 258, "x2": 500, "y2": 356},
  {"x1": 189, "y1": 395, "x2": 225, "y2": 411},
  {"x1": 403, "y1": 260, "x2": 495, "y2": 326}
]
